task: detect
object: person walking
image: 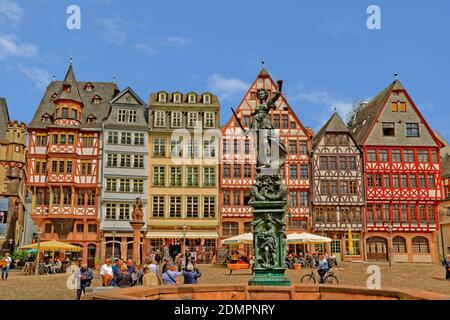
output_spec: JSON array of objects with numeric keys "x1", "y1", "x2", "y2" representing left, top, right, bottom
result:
[
  {"x1": 100, "y1": 258, "x2": 113, "y2": 286},
  {"x1": 76, "y1": 263, "x2": 93, "y2": 300},
  {"x1": 444, "y1": 254, "x2": 450, "y2": 280},
  {"x1": 1, "y1": 253, "x2": 12, "y2": 280},
  {"x1": 183, "y1": 263, "x2": 201, "y2": 284}
]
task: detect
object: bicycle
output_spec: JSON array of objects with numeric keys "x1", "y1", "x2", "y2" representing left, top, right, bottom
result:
[{"x1": 300, "y1": 268, "x2": 339, "y2": 284}]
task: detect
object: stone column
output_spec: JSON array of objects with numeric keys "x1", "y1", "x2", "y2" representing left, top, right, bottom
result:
[{"x1": 130, "y1": 222, "x2": 144, "y2": 264}]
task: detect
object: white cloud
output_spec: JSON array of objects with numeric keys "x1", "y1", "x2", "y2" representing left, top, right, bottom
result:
[
  {"x1": 0, "y1": 34, "x2": 38, "y2": 59},
  {"x1": 134, "y1": 43, "x2": 157, "y2": 56},
  {"x1": 98, "y1": 18, "x2": 127, "y2": 45},
  {"x1": 165, "y1": 36, "x2": 191, "y2": 46},
  {"x1": 0, "y1": 0, "x2": 24, "y2": 26},
  {"x1": 18, "y1": 64, "x2": 52, "y2": 89},
  {"x1": 289, "y1": 83, "x2": 354, "y2": 117},
  {"x1": 207, "y1": 74, "x2": 249, "y2": 99}
]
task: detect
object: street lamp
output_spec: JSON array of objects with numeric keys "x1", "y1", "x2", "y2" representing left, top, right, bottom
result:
[
  {"x1": 182, "y1": 224, "x2": 188, "y2": 263},
  {"x1": 34, "y1": 231, "x2": 41, "y2": 275},
  {"x1": 9, "y1": 238, "x2": 13, "y2": 253},
  {"x1": 386, "y1": 224, "x2": 393, "y2": 267}
]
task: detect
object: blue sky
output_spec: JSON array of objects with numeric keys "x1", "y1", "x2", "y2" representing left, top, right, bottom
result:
[{"x1": 1, "y1": 0, "x2": 450, "y2": 141}]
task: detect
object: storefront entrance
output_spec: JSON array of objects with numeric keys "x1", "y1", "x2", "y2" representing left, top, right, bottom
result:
[{"x1": 366, "y1": 236, "x2": 388, "y2": 261}]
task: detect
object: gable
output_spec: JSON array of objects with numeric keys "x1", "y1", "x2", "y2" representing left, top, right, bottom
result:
[
  {"x1": 365, "y1": 89, "x2": 440, "y2": 147},
  {"x1": 221, "y1": 68, "x2": 312, "y2": 139},
  {"x1": 115, "y1": 92, "x2": 142, "y2": 105}
]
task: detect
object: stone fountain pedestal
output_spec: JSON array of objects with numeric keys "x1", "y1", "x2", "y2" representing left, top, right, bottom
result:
[{"x1": 248, "y1": 200, "x2": 291, "y2": 286}]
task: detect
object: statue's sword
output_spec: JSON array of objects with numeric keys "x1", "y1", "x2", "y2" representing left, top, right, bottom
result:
[{"x1": 231, "y1": 107, "x2": 247, "y2": 135}]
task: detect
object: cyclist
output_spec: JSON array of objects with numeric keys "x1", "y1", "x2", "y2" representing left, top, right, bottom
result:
[{"x1": 317, "y1": 254, "x2": 329, "y2": 284}]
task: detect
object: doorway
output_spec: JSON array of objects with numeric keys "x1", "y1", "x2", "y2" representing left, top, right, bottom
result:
[{"x1": 366, "y1": 237, "x2": 388, "y2": 261}]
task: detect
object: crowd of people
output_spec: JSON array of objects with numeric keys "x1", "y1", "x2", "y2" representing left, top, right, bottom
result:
[{"x1": 285, "y1": 252, "x2": 338, "y2": 270}]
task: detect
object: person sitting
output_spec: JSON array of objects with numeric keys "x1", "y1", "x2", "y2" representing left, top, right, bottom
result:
[
  {"x1": 183, "y1": 263, "x2": 201, "y2": 284},
  {"x1": 317, "y1": 254, "x2": 329, "y2": 284}
]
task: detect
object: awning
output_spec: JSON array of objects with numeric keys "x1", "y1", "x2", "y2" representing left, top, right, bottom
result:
[{"x1": 146, "y1": 231, "x2": 219, "y2": 239}]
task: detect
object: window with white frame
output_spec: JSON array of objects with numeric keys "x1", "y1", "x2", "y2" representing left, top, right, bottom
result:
[
  {"x1": 186, "y1": 196, "x2": 199, "y2": 218},
  {"x1": 129, "y1": 110, "x2": 137, "y2": 123},
  {"x1": 173, "y1": 94, "x2": 181, "y2": 103},
  {"x1": 119, "y1": 179, "x2": 131, "y2": 192},
  {"x1": 152, "y1": 196, "x2": 165, "y2": 218},
  {"x1": 118, "y1": 204, "x2": 130, "y2": 220},
  {"x1": 171, "y1": 111, "x2": 182, "y2": 128},
  {"x1": 204, "y1": 112, "x2": 215, "y2": 128},
  {"x1": 203, "y1": 94, "x2": 211, "y2": 104},
  {"x1": 154, "y1": 111, "x2": 165, "y2": 127},
  {"x1": 169, "y1": 196, "x2": 182, "y2": 217},
  {"x1": 118, "y1": 109, "x2": 127, "y2": 122},
  {"x1": 106, "y1": 178, "x2": 117, "y2": 192},
  {"x1": 108, "y1": 132, "x2": 119, "y2": 144},
  {"x1": 158, "y1": 93, "x2": 166, "y2": 103},
  {"x1": 170, "y1": 167, "x2": 182, "y2": 187},
  {"x1": 203, "y1": 197, "x2": 215, "y2": 218},
  {"x1": 187, "y1": 167, "x2": 199, "y2": 187},
  {"x1": 133, "y1": 133, "x2": 144, "y2": 145},
  {"x1": 120, "y1": 154, "x2": 131, "y2": 168},
  {"x1": 105, "y1": 203, "x2": 117, "y2": 220},
  {"x1": 188, "y1": 139, "x2": 199, "y2": 158},
  {"x1": 107, "y1": 154, "x2": 118, "y2": 167},
  {"x1": 153, "y1": 166, "x2": 165, "y2": 186},
  {"x1": 188, "y1": 94, "x2": 196, "y2": 104},
  {"x1": 133, "y1": 179, "x2": 144, "y2": 193},
  {"x1": 203, "y1": 138, "x2": 216, "y2": 158},
  {"x1": 188, "y1": 112, "x2": 198, "y2": 128},
  {"x1": 153, "y1": 138, "x2": 166, "y2": 156},
  {"x1": 133, "y1": 155, "x2": 144, "y2": 168},
  {"x1": 171, "y1": 138, "x2": 183, "y2": 157},
  {"x1": 203, "y1": 167, "x2": 215, "y2": 187},
  {"x1": 121, "y1": 132, "x2": 132, "y2": 145}
]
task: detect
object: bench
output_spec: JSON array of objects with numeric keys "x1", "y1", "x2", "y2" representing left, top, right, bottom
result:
[{"x1": 227, "y1": 263, "x2": 250, "y2": 275}]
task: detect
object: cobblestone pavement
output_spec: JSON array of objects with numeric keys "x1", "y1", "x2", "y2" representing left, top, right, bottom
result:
[{"x1": 0, "y1": 262, "x2": 448, "y2": 300}]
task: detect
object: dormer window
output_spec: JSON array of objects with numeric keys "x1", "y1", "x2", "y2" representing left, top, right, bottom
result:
[
  {"x1": 173, "y1": 93, "x2": 181, "y2": 103},
  {"x1": 188, "y1": 94, "x2": 196, "y2": 104},
  {"x1": 42, "y1": 114, "x2": 51, "y2": 123},
  {"x1": 63, "y1": 84, "x2": 72, "y2": 92},
  {"x1": 85, "y1": 83, "x2": 94, "y2": 92},
  {"x1": 92, "y1": 95, "x2": 102, "y2": 104},
  {"x1": 158, "y1": 93, "x2": 166, "y2": 103},
  {"x1": 50, "y1": 93, "x2": 57, "y2": 102},
  {"x1": 203, "y1": 94, "x2": 211, "y2": 104},
  {"x1": 87, "y1": 114, "x2": 96, "y2": 124}
]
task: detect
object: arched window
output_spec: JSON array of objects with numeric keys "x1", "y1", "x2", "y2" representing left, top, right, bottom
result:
[
  {"x1": 392, "y1": 236, "x2": 407, "y2": 253},
  {"x1": 222, "y1": 222, "x2": 238, "y2": 237},
  {"x1": 412, "y1": 236, "x2": 429, "y2": 253}
]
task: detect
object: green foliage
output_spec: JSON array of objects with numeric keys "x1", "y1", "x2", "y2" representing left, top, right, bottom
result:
[
  {"x1": 94, "y1": 257, "x2": 102, "y2": 265},
  {"x1": 11, "y1": 249, "x2": 33, "y2": 262}
]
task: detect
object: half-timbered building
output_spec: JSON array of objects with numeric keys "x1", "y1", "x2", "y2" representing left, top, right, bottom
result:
[
  {"x1": 311, "y1": 112, "x2": 365, "y2": 262},
  {"x1": 349, "y1": 80, "x2": 442, "y2": 263},
  {"x1": 220, "y1": 68, "x2": 313, "y2": 251},
  {"x1": 27, "y1": 64, "x2": 119, "y2": 265}
]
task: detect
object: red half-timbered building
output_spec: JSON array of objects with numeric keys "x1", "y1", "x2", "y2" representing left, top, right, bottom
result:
[
  {"x1": 349, "y1": 80, "x2": 443, "y2": 263},
  {"x1": 27, "y1": 64, "x2": 119, "y2": 265},
  {"x1": 220, "y1": 68, "x2": 313, "y2": 249}
]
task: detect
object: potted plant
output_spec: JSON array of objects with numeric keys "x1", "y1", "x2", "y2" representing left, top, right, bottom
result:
[{"x1": 94, "y1": 258, "x2": 101, "y2": 270}]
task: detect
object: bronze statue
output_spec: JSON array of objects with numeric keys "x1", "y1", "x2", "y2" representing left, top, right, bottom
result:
[{"x1": 132, "y1": 197, "x2": 144, "y2": 221}]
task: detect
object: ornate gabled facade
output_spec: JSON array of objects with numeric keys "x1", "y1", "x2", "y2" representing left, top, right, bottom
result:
[
  {"x1": 100, "y1": 87, "x2": 148, "y2": 261},
  {"x1": 0, "y1": 98, "x2": 27, "y2": 252},
  {"x1": 147, "y1": 91, "x2": 220, "y2": 261},
  {"x1": 311, "y1": 112, "x2": 365, "y2": 261},
  {"x1": 220, "y1": 68, "x2": 313, "y2": 250},
  {"x1": 27, "y1": 64, "x2": 119, "y2": 266},
  {"x1": 349, "y1": 80, "x2": 442, "y2": 263}
]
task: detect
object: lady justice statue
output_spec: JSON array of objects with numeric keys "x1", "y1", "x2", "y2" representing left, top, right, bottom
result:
[{"x1": 233, "y1": 77, "x2": 291, "y2": 286}]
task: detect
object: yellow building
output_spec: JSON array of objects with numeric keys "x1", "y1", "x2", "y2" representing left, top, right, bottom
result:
[
  {"x1": 0, "y1": 98, "x2": 27, "y2": 252},
  {"x1": 147, "y1": 91, "x2": 220, "y2": 262}
]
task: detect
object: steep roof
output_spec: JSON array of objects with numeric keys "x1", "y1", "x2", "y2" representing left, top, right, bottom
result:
[
  {"x1": 348, "y1": 80, "x2": 399, "y2": 145},
  {"x1": 0, "y1": 97, "x2": 10, "y2": 140},
  {"x1": 442, "y1": 155, "x2": 450, "y2": 178},
  {"x1": 433, "y1": 130, "x2": 450, "y2": 159},
  {"x1": 312, "y1": 112, "x2": 349, "y2": 149},
  {"x1": 55, "y1": 64, "x2": 82, "y2": 103},
  {"x1": 29, "y1": 66, "x2": 119, "y2": 130}
]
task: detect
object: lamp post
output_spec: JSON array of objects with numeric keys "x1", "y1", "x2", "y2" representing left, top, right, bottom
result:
[
  {"x1": 386, "y1": 224, "x2": 393, "y2": 267},
  {"x1": 9, "y1": 238, "x2": 13, "y2": 253},
  {"x1": 182, "y1": 224, "x2": 188, "y2": 264},
  {"x1": 34, "y1": 231, "x2": 41, "y2": 275}
]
